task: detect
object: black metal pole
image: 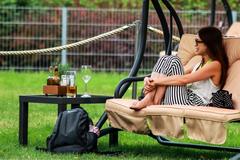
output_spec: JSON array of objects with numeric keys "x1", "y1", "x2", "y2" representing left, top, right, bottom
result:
[
  {"x1": 161, "y1": 0, "x2": 184, "y2": 38},
  {"x1": 98, "y1": 0, "x2": 150, "y2": 147},
  {"x1": 151, "y1": 0, "x2": 170, "y2": 52},
  {"x1": 118, "y1": 0, "x2": 149, "y2": 98},
  {"x1": 155, "y1": 135, "x2": 240, "y2": 152},
  {"x1": 96, "y1": 112, "x2": 107, "y2": 129},
  {"x1": 210, "y1": 0, "x2": 216, "y2": 26},
  {"x1": 166, "y1": 13, "x2": 173, "y2": 55},
  {"x1": 221, "y1": 0, "x2": 233, "y2": 27},
  {"x1": 96, "y1": 0, "x2": 149, "y2": 130}
]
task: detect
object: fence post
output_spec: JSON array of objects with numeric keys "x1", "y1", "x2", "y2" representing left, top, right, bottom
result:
[
  {"x1": 232, "y1": 10, "x2": 237, "y2": 23},
  {"x1": 132, "y1": 20, "x2": 141, "y2": 99},
  {"x1": 61, "y1": 7, "x2": 68, "y2": 65}
]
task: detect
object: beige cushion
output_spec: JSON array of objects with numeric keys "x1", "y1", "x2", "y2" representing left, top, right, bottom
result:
[
  {"x1": 105, "y1": 99, "x2": 150, "y2": 134},
  {"x1": 223, "y1": 60, "x2": 240, "y2": 109},
  {"x1": 178, "y1": 34, "x2": 240, "y2": 66},
  {"x1": 185, "y1": 119, "x2": 226, "y2": 144},
  {"x1": 224, "y1": 37, "x2": 240, "y2": 66},
  {"x1": 106, "y1": 98, "x2": 240, "y2": 123},
  {"x1": 182, "y1": 106, "x2": 240, "y2": 122},
  {"x1": 225, "y1": 22, "x2": 240, "y2": 36},
  {"x1": 177, "y1": 34, "x2": 196, "y2": 65},
  {"x1": 106, "y1": 99, "x2": 240, "y2": 144}
]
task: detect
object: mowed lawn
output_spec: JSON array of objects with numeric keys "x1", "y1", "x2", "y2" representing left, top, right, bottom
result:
[{"x1": 0, "y1": 71, "x2": 238, "y2": 160}]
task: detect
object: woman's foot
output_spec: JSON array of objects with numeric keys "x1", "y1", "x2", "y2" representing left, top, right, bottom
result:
[{"x1": 130, "y1": 97, "x2": 153, "y2": 111}]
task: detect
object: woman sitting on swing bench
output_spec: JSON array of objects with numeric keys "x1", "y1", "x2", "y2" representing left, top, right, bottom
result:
[{"x1": 130, "y1": 26, "x2": 229, "y2": 111}]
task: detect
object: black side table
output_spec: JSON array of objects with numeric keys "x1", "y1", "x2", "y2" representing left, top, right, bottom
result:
[{"x1": 19, "y1": 94, "x2": 113, "y2": 145}]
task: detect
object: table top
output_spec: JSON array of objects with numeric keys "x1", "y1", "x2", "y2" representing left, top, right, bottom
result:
[{"x1": 19, "y1": 94, "x2": 113, "y2": 104}]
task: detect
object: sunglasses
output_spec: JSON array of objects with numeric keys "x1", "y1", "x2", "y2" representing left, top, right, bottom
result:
[{"x1": 195, "y1": 39, "x2": 204, "y2": 45}]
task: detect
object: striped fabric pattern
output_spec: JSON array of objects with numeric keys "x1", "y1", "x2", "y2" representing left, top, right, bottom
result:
[{"x1": 152, "y1": 55, "x2": 205, "y2": 106}]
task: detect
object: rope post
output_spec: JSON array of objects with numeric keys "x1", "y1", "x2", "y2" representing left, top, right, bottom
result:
[
  {"x1": 61, "y1": 7, "x2": 68, "y2": 65},
  {"x1": 132, "y1": 20, "x2": 141, "y2": 99}
]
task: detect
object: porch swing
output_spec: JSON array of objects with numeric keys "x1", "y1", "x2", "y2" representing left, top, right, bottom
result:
[{"x1": 96, "y1": 0, "x2": 240, "y2": 153}]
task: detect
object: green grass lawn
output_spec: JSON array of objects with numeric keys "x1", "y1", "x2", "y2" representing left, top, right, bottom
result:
[{"x1": 0, "y1": 71, "x2": 238, "y2": 160}]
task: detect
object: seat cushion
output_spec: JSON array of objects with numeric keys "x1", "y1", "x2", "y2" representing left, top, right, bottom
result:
[
  {"x1": 106, "y1": 99, "x2": 240, "y2": 144},
  {"x1": 146, "y1": 105, "x2": 240, "y2": 144},
  {"x1": 145, "y1": 105, "x2": 240, "y2": 122},
  {"x1": 105, "y1": 99, "x2": 150, "y2": 134}
]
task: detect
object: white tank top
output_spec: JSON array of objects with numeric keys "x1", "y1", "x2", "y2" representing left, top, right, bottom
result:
[{"x1": 187, "y1": 62, "x2": 220, "y2": 104}]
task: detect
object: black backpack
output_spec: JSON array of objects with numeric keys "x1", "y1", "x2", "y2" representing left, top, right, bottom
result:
[{"x1": 37, "y1": 107, "x2": 97, "y2": 153}]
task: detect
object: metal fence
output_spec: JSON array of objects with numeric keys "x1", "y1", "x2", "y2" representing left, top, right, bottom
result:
[{"x1": 0, "y1": 7, "x2": 238, "y2": 73}]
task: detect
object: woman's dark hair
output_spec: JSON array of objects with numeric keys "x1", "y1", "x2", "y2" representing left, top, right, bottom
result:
[{"x1": 198, "y1": 26, "x2": 229, "y2": 89}]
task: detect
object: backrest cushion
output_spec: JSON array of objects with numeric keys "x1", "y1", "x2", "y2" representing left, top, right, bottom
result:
[
  {"x1": 223, "y1": 61, "x2": 240, "y2": 109},
  {"x1": 225, "y1": 22, "x2": 240, "y2": 36},
  {"x1": 177, "y1": 34, "x2": 240, "y2": 109},
  {"x1": 177, "y1": 34, "x2": 196, "y2": 65},
  {"x1": 223, "y1": 38, "x2": 240, "y2": 109},
  {"x1": 224, "y1": 37, "x2": 240, "y2": 66},
  {"x1": 178, "y1": 34, "x2": 240, "y2": 66}
]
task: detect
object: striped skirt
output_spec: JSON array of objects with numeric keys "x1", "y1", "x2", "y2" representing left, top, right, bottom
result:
[{"x1": 152, "y1": 55, "x2": 205, "y2": 106}]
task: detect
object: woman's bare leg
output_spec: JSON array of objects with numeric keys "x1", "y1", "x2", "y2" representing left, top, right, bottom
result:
[
  {"x1": 130, "y1": 89, "x2": 156, "y2": 110},
  {"x1": 153, "y1": 85, "x2": 166, "y2": 105},
  {"x1": 131, "y1": 55, "x2": 188, "y2": 109},
  {"x1": 130, "y1": 72, "x2": 165, "y2": 110},
  {"x1": 153, "y1": 74, "x2": 167, "y2": 105}
]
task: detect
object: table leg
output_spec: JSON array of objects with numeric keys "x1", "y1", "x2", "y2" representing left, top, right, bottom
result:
[
  {"x1": 19, "y1": 101, "x2": 28, "y2": 145},
  {"x1": 58, "y1": 104, "x2": 67, "y2": 115}
]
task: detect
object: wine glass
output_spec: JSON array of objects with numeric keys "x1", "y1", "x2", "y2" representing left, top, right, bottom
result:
[{"x1": 80, "y1": 65, "x2": 92, "y2": 97}]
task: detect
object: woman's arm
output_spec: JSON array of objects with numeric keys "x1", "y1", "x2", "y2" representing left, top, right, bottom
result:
[
  {"x1": 184, "y1": 65, "x2": 194, "y2": 74},
  {"x1": 151, "y1": 61, "x2": 221, "y2": 86}
]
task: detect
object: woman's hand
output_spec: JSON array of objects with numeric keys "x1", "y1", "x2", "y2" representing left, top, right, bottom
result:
[
  {"x1": 143, "y1": 77, "x2": 156, "y2": 94},
  {"x1": 143, "y1": 77, "x2": 150, "y2": 86}
]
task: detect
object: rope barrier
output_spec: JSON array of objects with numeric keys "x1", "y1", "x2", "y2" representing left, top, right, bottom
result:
[
  {"x1": 0, "y1": 22, "x2": 137, "y2": 55},
  {"x1": 147, "y1": 26, "x2": 181, "y2": 42},
  {"x1": 0, "y1": 21, "x2": 181, "y2": 55}
]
